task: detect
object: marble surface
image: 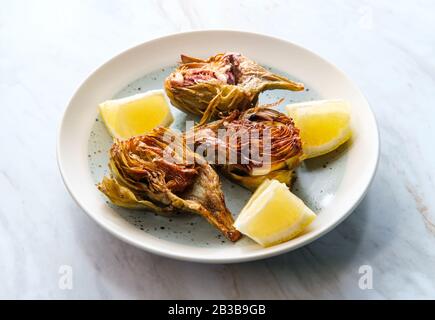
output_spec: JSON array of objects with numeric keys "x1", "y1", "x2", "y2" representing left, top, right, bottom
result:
[{"x1": 1, "y1": 0, "x2": 434, "y2": 299}]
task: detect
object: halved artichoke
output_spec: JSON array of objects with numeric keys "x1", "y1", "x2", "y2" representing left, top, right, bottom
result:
[
  {"x1": 97, "y1": 127, "x2": 241, "y2": 242},
  {"x1": 165, "y1": 52, "x2": 304, "y2": 123},
  {"x1": 185, "y1": 107, "x2": 302, "y2": 191}
]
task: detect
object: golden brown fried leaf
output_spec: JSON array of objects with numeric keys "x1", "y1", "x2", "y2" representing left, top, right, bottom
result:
[
  {"x1": 186, "y1": 108, "x2": 302, "y2": 190},
  {"x1": 97, "y1": 127, "x2": 241, "y2": 241},
  {"x1": 165, "y1": 52, "x2": 304, "y2": 123}
]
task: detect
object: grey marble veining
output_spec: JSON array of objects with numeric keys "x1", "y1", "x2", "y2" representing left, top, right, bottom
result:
[{"x1": 0, "y1": 0, "x2": 434, "y2": 299}]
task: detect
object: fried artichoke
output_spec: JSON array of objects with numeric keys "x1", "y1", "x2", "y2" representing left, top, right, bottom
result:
[
  {"x1": 97, "y1": 127, "x2": 241, "y2": 242},
  {"x1": 185, "y1": 107, "x2": 302, "y2": 191},
  {"x1": 165, "y1": 52, "x2": 304, "y2": 123}
]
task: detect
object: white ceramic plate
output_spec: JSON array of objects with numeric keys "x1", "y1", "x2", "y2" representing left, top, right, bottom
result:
[{"x1": 57, "y1": 30, "x2": 379, "y2": 263}]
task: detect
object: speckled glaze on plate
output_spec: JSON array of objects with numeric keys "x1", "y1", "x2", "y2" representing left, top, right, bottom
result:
[{"x1": 58, "y1": 30, "x2": 379, "y2": 263}]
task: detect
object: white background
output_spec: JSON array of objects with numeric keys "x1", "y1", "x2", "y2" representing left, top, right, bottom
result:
[{"x1": 1, "y1": 0, "x2": 434, "y2": 298}]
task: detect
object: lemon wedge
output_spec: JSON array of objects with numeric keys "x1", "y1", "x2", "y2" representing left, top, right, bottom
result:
[
  {"x1": 234, "y1": 179, "x2": 316, "y2": 247},
  {"x1": 99, "y1": 90, "x2": 174, "y2": 139},
  {"x1": 285, "y1": 99, "x2": 351, "y2": 159}
]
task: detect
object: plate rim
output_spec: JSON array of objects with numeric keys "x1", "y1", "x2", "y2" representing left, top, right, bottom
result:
[{"x1": 57, "y1": 29, "x2": 380, "y2": 263}]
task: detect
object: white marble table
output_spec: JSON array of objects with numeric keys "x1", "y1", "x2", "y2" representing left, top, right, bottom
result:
[{"x1": 1, "y1": 0, "x2": 434, "y2": 299}]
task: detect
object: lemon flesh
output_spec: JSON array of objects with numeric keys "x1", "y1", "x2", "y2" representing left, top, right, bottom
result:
[
  {"x1": 234, "y1": 179, "x2": 316, "y2": 247},
  {"x1": 285, "y1": 99, "x2": 351, "y2": 159},
  {"x1": 99, "y1": 90, "x2": 174, "y2": 139}
]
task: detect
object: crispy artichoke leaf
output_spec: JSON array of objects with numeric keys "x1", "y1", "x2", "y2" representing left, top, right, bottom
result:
[
  {"x1": 186, "y1": 107, "x2": 302, "y2": 190},
  {"x1": 180, "y1": 162, "x2": 241, "y2": 242},
  {"x1": 97, "y1": 176, "x2": 172, "y2": 213},
  {"x1": 223, "y1": 168, "x2": 295, "y2": 192},
  {"x1": 165, "y1": 52, "x2": 304, "y2": 123},
  {"x1": 98, "y1": 127, "x2": 241, "y2": 242}
]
